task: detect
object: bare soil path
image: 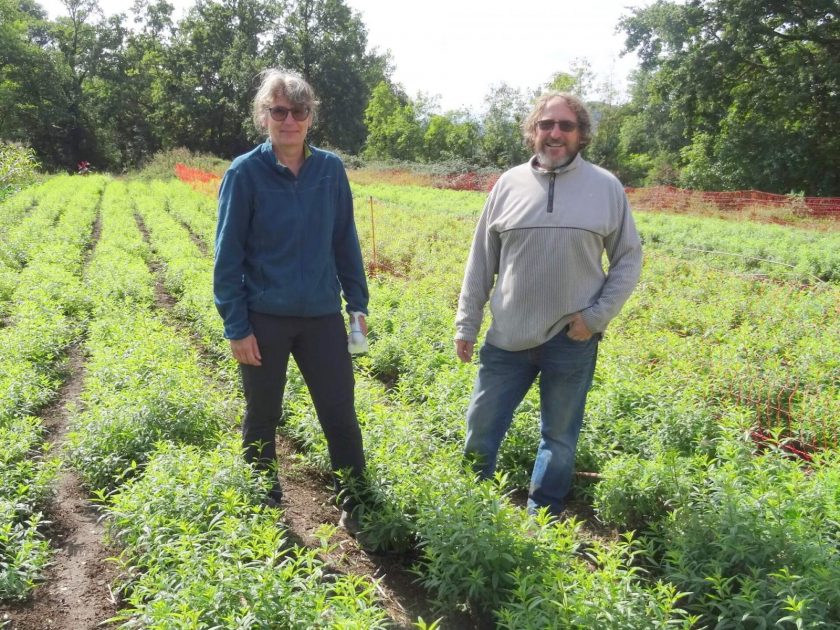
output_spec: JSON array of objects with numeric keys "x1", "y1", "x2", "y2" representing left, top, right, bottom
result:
[
  {"x1": 0, "y1": 343, "x2": 119, "y2": 630},
  {"x1": 272, "y1": 437, "x2": 481, "y2": 629}
]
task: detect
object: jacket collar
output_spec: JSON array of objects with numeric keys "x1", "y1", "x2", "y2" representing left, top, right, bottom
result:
[
  {"x1": 529, "y1": 152, "x2": 583, "y2": 175},
  {"x1": 259, "y1": 139, "x2": 313, "y2": 171}
]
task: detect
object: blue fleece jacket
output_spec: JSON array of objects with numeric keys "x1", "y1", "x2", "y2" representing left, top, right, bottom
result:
[{"x1": 214, "y1": 141, "x2": 368, "y2": 340}]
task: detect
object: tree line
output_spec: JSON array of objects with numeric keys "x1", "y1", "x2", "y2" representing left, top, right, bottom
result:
[
  {"x1": 2, "y1": 0, "x2": 838, "y2": 195},
  {"x1": 599, "y1": 0, "x2": 840, "y2": 196},
  {"x1": 1, "y1": 0, "x2": 388, "y2": 171}
]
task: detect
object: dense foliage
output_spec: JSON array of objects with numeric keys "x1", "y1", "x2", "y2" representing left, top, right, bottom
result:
[
  {"x1": 0, "y1": 143, "x2": 40, "y2": 201},
  {"x1": 0, "y1": 0, "x2": 388, "y2": 171},
  {"x1": 3, "y1": 0, "x2": 837, "y2": 193},
  {"x1": 341, "y1": 182, "x2": 840, "y2": 626},
  {"x1": 1, "y1": 167, "x2": 838, "y2": 625},
  {"x1": 609, "y1": 0, "x2": 840, "y2": 194},
  {"x1": 0, "y1": 176, "x2": 393, "y2": 625},
  {"x1": 116, "y1": 171, "x2": 838, "y2": 627},
  {"x1": 0, "y1": 175, "x2": 101, "y2": 598}
]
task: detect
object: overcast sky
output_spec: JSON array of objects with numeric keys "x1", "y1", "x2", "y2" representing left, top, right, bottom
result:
[{"x1": 39, "y1": 0, "x2": 652, "y2": 112}]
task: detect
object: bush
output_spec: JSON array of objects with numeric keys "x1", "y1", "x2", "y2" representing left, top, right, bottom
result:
[
  {"x1": 0, "y1": 143, "x2": 40, "y2": 200},
  {"x1": 650, "y1": 444, "x2": 840, "y2": 627}
]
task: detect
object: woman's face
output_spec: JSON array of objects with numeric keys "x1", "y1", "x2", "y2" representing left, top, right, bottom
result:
[{"x1": 265, "y1": 94, "x2": 311, "y2": 154}]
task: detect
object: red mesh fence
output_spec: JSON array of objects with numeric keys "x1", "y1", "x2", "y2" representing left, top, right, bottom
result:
[
  {"x1": 179, "y1": 163, "x2": 840, "y2": 219},
  {"x1": 433, "y1": 174, "x2": 840, "y2": 218},
  {"x1": 626, "y1": 185, "x2": 840, "y2": 218},
  {"x1": 727, "y1": 376, "x2": 838, "y2": 462},
  {"x1": 436, "y1": 172, "x2": 500, "y2": 192},
  {"x1": 175, "y1": 163, "x2": 219, "y2": 184}
]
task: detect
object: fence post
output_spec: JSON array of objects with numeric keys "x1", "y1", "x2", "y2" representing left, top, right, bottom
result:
[{"x1": 369, "y1": 196, "x2": 377, "y2": 271}]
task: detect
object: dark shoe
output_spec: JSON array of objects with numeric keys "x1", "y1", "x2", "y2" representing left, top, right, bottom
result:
[
  {"x1": 338, "y1": 508, "x2": 362, "y2": 536},
  {"x1": 263, "y1": 487, "x2": 283, "y2": 509},
  {"x1": 339, "y1": 508, "x2": 380, "y2": 551}
]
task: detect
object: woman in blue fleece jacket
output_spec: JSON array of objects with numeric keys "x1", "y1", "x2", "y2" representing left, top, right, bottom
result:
[{"x1": 214, "y1": 69, "x2": 369, "y2": 528}]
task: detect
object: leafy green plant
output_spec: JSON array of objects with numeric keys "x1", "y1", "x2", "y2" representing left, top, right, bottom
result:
[
  {"x1": 593, "y1": 451, "x2": 709, "y2": 530},
  {"x1": 0, "y1": 143, "x2": 40, "y2": 201},
  {"x1": 651, "y1": 442, "x2": 840, "y2": 626},
  {"x1": 635, "y1": 211, "x2": 840, "y2": 283},
  {"x1": 105, "y1": 441, "x2": 389, "y2": 629},
  {"x1": 0, "y1": 503, "x2": 51, "y2": 600},
  {"x1": 0, "y1": 175, "x2": 103, "y2": 601},
  {"x1": 64, "y1": 309, "x2": 227, "y2": 490},
  {"x1": 65, "y1": 181, "x2": 227, "y2": 490},
  {"x1": 496, "y1": 534, "x2": 695, "y2": 629},
  {"x1": 0, "y1": 416, "x2": 59, "y2": 601}
]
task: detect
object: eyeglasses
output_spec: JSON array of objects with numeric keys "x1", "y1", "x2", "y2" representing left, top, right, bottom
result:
[
  {"x1": 266, "y1": 105, "x2": 311, "y2": 122},
  {"x1": 536, "y1": 119, "x2": 578, "y2": 132}
]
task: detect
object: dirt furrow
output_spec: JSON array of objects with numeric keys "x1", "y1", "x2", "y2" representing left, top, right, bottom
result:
[{"x1": 1, "y1": 343, "x2": 119, "y2": 630}]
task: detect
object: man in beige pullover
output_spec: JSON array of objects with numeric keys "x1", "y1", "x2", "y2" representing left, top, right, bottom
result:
[{"x1": 454, "y1": 92, "x2": 642, "y2": 517}]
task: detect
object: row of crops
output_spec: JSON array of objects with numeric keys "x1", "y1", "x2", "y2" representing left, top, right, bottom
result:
[
  {"x1": 1, "y1": 177, "x2": 391, "y2": 627},
  {"x1": 0, "y1": 175, "x2": 103, "y2": 599},
  {"x1": 319, "y1": 182, "x2": 840, "y2": 626},
  {"x1": 1, "y1": 172, "x2": 839, "y2": 627}
]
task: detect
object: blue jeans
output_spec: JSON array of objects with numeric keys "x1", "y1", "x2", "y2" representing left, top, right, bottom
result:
[{"x1": 464, "y1": 328, "x2": 599, "y2": 515}]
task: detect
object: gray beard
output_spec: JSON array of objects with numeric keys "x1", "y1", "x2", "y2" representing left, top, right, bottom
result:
[{"x1": 536, "y1": 150, "x2": 576, "y2": 170}]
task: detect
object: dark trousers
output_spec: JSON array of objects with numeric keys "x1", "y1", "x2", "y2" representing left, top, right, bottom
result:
[{"x1": 239, "y1": 311, "x2": 366, "y2": 488}]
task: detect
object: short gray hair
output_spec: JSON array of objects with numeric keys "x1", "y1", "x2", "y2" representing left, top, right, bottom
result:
[
  {"x1": 252, "y1": 68, "x2": 319, "y2": 131},
  {"x1": 521, "y1": 92, "x2": 592, "y2": 152}
]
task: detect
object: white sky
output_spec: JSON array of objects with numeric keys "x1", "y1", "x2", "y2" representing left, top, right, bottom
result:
[{"x1": 39, "y1": 0, "x2": 651, "y2": 113}]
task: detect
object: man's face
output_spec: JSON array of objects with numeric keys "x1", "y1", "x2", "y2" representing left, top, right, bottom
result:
[{"x1": 534, "y1": 97, "x2": 581, "y2": 169}]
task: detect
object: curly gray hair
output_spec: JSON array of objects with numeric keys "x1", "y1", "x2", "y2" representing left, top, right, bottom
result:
[
  {"x1": 521, "y1": 92, "x2": 592, "y2": 152},
  {"x1": 252, "y1": 68, "x2": 319, "y2": 131}
]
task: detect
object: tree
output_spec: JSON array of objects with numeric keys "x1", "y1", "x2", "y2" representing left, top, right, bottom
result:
[
  {"x1": 422, "y1": 110, "x2": 480, "y2": 163},
  {"x1": 0, "y1": 0, "x2": 78, "y2": 169},
  {"x1": 585, "y1": 67, "x2": 681, "y2": 186},
  {"x1": 544, "y1": 58, "x2": 595, "y2": 98},
  {"x1": 587, "y1": 102, "x2": 634, "y2": 184},
  {"x1": 46, "y1": 0, "x2": 129, "y2": 167},
  {"x1": 106, "y1": 0, "x2": 179, "y2": 166},
  {"x1": 275, "y1": 0, "x2": 389, "y2": 153},
  {"x1": 479, "y1": 82, "x2": 530, "y2": 168},
  {"x1": 362, "y1": 81, "x2": 422, "y2": 161},
  {"x1": 3, "y1": 0, "x2": 395, "y2": 169},
  {"x1": 621, "y1": 0, "x2": 840, "y2": 194},
  {"x1": 146, "y1": 0, "x2": 281, "y2": 158},
  {"x1": 2, "y1": 0, "x2": 176, "y2": 170},
  {"x1": 421, "y1": 115, "x2": 453, "y2": 162}
]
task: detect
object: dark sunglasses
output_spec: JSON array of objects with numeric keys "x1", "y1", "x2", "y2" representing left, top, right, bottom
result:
[
  {"x1": 536, "y1": 119, "x2": 578, "y2": 132},
  {"x1": 266, "y1": 105, "x2": 311, "y2": 122}
]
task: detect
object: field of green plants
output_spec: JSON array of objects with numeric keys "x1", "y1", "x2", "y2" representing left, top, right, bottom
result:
[{"x1": 1, "y1": 172, "x2": 839, "y2": 628}]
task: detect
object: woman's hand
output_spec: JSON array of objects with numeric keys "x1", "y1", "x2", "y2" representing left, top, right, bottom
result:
[{"x1": 230, "y1": 334, "x2": 262, "y2": 366}]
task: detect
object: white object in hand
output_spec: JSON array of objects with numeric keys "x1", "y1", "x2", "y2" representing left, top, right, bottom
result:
[{"x1": 348, "y1": 311, "x2": 368, "y2": 354}]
